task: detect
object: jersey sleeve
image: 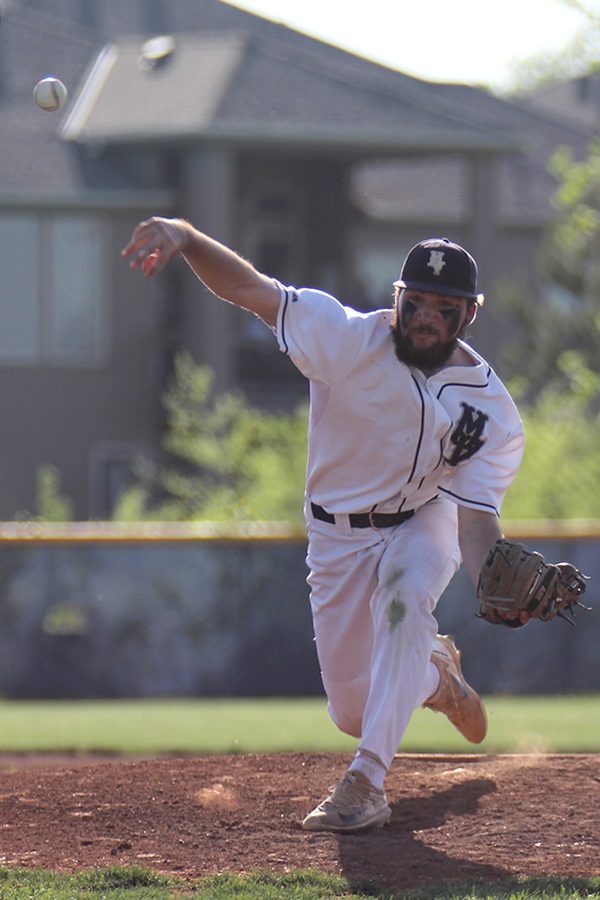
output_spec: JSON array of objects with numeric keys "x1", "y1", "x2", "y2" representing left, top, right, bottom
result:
[
  {"x1": 275, "y1": 283, "x2": 368, "y2": 385},
  {"x1": 438, "y1": 423, "x2": 525, "y2": 517}
]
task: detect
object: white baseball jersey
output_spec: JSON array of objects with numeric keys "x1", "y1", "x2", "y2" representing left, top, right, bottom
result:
[{"x1": 275, "y1": 285, "x2": 524, "y2": 517}]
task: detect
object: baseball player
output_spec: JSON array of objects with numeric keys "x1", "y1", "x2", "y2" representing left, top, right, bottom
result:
[{"x1": 122, "y1": 221, "x2": 525, "y2": 833}]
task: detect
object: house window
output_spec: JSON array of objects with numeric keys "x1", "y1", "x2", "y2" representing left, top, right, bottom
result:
[
  {"x1": 239, "y1": 183, "x2": 304, "y2": 349},
  {"x1": 0, "y1": 212, "x2": 108, "y2": 366},
  {"x1": 0, "y1": 215, "x2": 39, "y2": 361},
  {"x1": 355, "y1": 240, "x2": 409, "y2": 309},
  {"x1": 244, "y1": 190, "x2": 302, "y2": 283}
]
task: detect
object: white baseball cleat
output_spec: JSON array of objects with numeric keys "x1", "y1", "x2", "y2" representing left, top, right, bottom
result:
[
  {"x1": 302, "y1": 770, "x2": 391, "y2": 833},
  {"x1": 424, "y1": 633, "x2": 488, "y2": 744}
]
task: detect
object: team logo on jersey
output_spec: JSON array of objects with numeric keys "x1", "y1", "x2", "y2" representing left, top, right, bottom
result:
[
  {"x1": 427, "y1": 250, "x2": 446, "y2": 276},
  {"x1": 445, "y1": 402, "x2": 488, "y2": 465}
]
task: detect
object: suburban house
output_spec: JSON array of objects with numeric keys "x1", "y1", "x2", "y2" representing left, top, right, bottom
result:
[{"x1": 0, "y1": 0, "x2": 594, "y2": 519}]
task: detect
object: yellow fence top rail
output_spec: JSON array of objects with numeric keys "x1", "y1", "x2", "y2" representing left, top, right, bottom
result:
[
  {"x1": 0, "y1": 519, "x2": 600, "y2": 543},
  {"x1": 502, "y1": 519, "x2": 600, "y2": 540},
  {"x1": 0, "y1": 521, "x2": 307, "y2": 543}
]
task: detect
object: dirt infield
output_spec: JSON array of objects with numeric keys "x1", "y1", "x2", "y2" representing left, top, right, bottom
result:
[{"x1": 0, "y1": 753, "x2": 597, "y2": 891}]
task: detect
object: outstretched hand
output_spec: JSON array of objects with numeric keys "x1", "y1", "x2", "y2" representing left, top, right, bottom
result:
[{"x1": 121, "y1": 217, "x2": 190, "y2": 277}]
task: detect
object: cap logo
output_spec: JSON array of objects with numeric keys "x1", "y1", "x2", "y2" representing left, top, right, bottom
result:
[{"x1": 427, "y1": 250, "x2": 446, "y2": 276}]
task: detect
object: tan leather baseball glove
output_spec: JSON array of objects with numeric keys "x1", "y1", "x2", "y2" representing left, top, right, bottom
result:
[{"x1": 477, "y1": 538, "x2": 589, "y2": 627}]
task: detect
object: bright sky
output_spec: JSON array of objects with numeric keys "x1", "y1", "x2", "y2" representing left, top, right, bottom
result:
[{"x1": 224, "y1": 0, "x2": 588, "y2": 90}]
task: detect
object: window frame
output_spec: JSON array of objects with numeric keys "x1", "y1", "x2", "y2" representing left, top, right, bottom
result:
[{"x1": 0, "y1": 209, "x2": 110, "y2": 367}]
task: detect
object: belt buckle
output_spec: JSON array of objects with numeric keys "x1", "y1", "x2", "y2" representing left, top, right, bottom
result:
[{"x1": 368, "y1": 510, "x2": 380, "y2": 528}]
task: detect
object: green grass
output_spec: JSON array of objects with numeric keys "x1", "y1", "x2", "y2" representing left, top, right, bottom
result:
[
  {"x1": 0, "y1": 867, "x2": 597, "y2": 899},
  {"x1": 0, "y1": 694, "x2": 598, "y2": 755}
]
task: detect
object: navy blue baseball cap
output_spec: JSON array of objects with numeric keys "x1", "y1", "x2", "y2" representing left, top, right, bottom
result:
[{"x1": 394, "y1": 237, "x2": 484, "y2": 304}]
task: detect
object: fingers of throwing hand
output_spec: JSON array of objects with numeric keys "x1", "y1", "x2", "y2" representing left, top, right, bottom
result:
[
  {"x1": 142, "y1": 251, "x2": 161, "y2": 277},
  {"x1": 122, "y1": 218, "x2": 186, "y2": 276},
  {"x1": 122, "y1": 226, "x2": 165, "y2": 273},
  {"x1": 122, "y1": 227, "x2": 153, "y2": 258}
]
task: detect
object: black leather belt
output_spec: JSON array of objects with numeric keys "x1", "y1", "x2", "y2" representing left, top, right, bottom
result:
[{"x1": 311, "y1": 502, "x2": 414, "y2": 529}]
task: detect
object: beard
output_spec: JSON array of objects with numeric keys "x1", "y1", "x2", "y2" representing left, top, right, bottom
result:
[{"x1": 391, "y1": 321, "x2": 459, "y2": 371}]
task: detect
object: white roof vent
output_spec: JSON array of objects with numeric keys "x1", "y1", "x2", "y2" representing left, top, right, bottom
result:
[{"x1": 138, "y1": 35, "x2": 177, "y2": 71}]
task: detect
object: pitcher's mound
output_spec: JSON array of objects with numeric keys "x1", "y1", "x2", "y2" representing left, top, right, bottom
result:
[{"x1": 0, "y1": 752, "x2": 596, "y2": 891}]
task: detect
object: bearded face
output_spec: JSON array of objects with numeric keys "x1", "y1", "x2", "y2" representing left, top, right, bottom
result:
[{"x1": 391, "y1": 289, "x2": 475, "y2": 372}]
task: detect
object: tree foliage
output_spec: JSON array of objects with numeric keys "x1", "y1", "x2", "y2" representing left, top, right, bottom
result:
[
  {"x1": 495, "y1": 134, "x2": 600, "y2": 402},
  {"x1": 507, "y1": 1, "x2": 600, "y2": 94},
  {"x1": 499, "y1": 124, "x2": 600, "y2": 519},
  {"x1": 34, "y1": 464, "x2": 74, "y2": 521},
  {"x1": 114, "y1": 354, "x2": 308, "y2": 524},
  {"x1": 547, "y1": 140, "x2": 600, "y2": 294},
  {"x1": 502, "y1": 356, "x2": 600, "y2": 519}
]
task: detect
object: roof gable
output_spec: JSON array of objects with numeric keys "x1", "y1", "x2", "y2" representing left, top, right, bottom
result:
[{"x1": 63, "y1": 34, "x2": 246, "y2": 142}]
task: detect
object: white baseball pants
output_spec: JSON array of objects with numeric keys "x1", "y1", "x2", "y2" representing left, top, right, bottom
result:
[{"x1": 306, "y1": 496, "x2": 461, "y2": 770}]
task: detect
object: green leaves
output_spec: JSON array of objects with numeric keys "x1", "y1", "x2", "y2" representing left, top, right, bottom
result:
[
  {"x1": 503, "y1": 358, "x2": 600, "y2": 519},
  {"x1": 547, "y1": 138, "x2": 600, "y2": 281},
  {"x1": 115, "y1": 353, "x2": 307, "y2": 524}
]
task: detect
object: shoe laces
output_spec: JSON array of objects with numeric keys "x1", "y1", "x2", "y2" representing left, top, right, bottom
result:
[{"x1": 329, "y1": 773, "x2": 376, "y2": 812}]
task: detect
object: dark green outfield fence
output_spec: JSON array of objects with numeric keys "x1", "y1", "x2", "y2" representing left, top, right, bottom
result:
[{"x1": 0, "y1": 521, "x2": 598, "y2": 699}]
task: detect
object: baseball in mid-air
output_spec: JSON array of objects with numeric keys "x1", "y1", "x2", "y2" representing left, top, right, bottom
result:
[{"x1": 33, "y1": 77, "x2": 68, "y2": 111}]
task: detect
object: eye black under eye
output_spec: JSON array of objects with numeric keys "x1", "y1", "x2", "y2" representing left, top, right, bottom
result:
[
  {"x1": 440, "y1": 307, "x2": 463, "y2": 332},
  {"x1": 439, "y1": 307, "x2": 459, "y2": 320}
]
